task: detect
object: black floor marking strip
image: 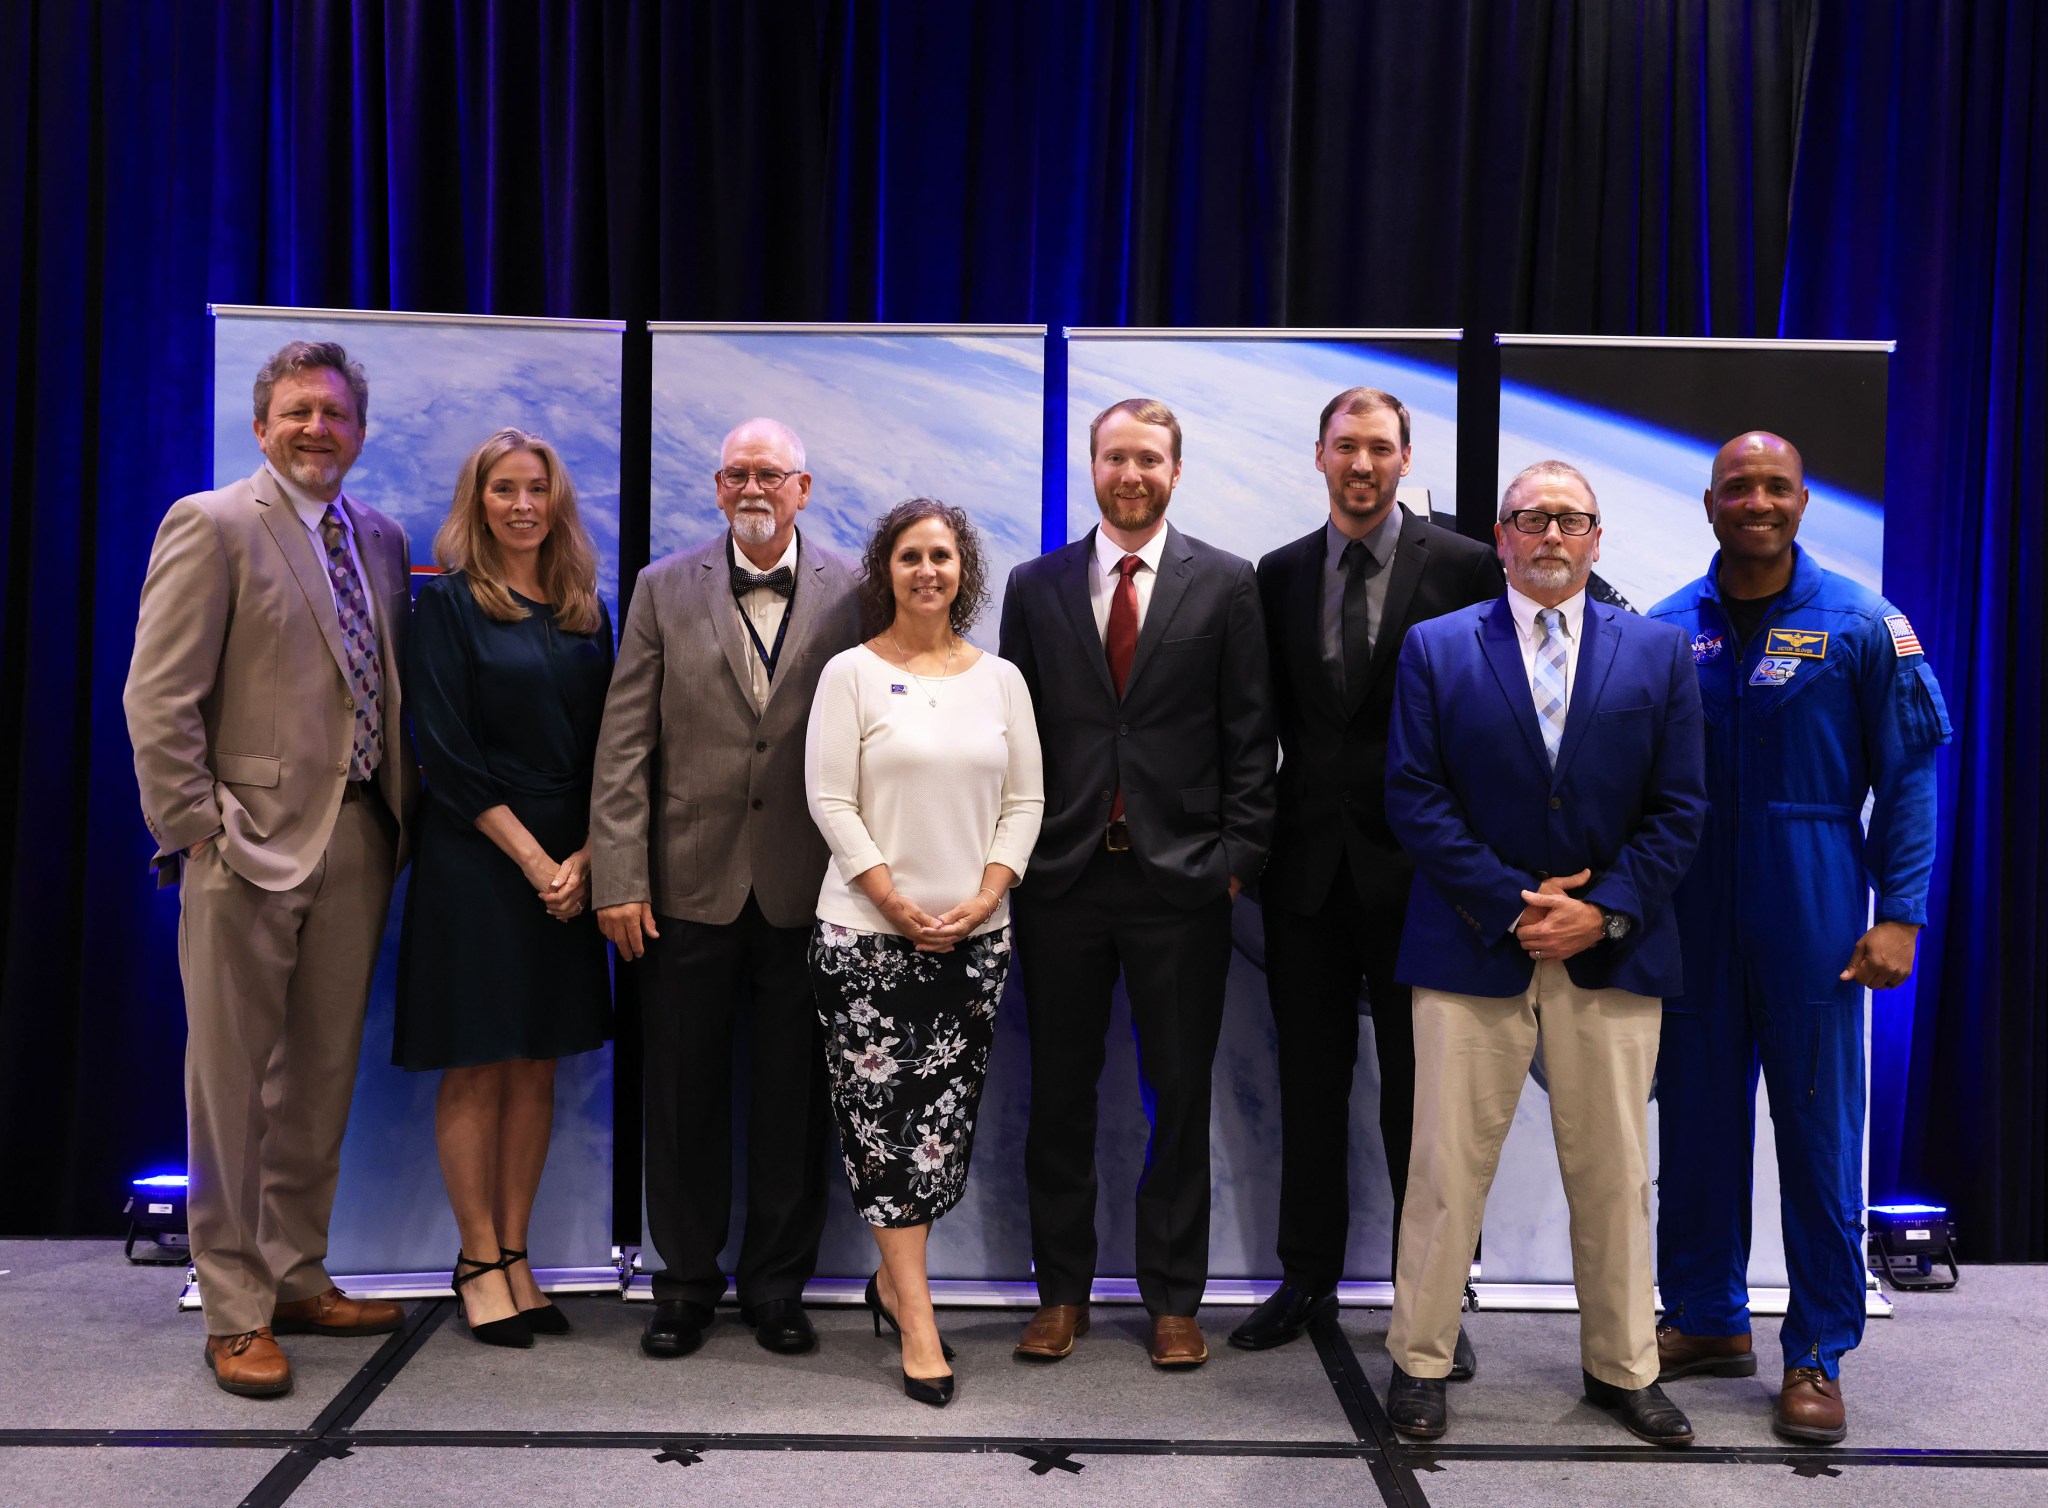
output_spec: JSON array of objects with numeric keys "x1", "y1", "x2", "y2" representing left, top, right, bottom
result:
[
  {"x1": 338, "y1": 1430, "x2": 1375, "y2": 1457},
  {"x1": 1405, "y1": 1444, "x2": 2048, "y2": 1470},
  {"x1": 1308, "y1": 1312, "x2": 1432, "y2": 1508}
]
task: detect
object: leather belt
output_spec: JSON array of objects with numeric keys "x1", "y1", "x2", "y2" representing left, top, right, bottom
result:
[{"x1": 1103, "y1": 818, "x2": 1131, "y2": 853}]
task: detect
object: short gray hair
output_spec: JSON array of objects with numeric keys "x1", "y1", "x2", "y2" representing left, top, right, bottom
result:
[
  {"x1": 1500, "y1": 459, "x2": 1597, "y2": 519},
  {"x1": 721, "y1": 417, "x2": 807, "y2": 473},
  {"x1": 252, "y1": 341, "x2": 370, "y2": 426}
]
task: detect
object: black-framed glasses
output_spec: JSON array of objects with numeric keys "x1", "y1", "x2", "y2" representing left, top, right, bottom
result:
[
  {"x1": 1504, "y1": 509, "x2": 1599, "y2": 536},
  {"x1": 717, "y1": 467, "x2": 799, "y2": 491}
]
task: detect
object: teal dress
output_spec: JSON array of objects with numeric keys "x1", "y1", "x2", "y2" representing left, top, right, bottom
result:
[{"x1": 394, "y1": 571, "x2": 614, "y2": 1070}]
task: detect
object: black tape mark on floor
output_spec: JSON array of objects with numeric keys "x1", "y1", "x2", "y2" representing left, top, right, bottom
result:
[
  {"x1": 1307, "y1": 1312, "x2": 1433, "y2": 1508},
  {"x1": 1018, "y1": 1445, "x2": 1083, "y2": 1475},
  {"x1": 238, "y1": 1446, "x2": 328, "y2": 1508},
  {"x1": 654, "y1": 1445, "x2": 704, "y2": 1466},
  {"x1": 1792, "y1": 1461, "x2": 1843, "y2": 1477}
]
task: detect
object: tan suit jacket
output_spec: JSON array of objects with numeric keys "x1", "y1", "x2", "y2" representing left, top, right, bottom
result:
[
  {"x1": 124, "y1": 465, "x2": 420, "y2": 886},
  {"x1": 590, "y1": 532, "x2": 860, "y2": 928}
]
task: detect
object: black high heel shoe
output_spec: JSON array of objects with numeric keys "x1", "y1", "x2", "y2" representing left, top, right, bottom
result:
[
  {"x1": 499, "y1": 1247, "x2": 571, "y2": 1335},
  {"x1": 864, "y1": 1272, "x2": 954, "y2": 1360},
  {"x1": 452, "y1": 1251, "x2": 535, "y2": 1348}
]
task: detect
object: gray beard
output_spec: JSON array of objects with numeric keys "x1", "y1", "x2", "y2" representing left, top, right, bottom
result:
[
  {"x1": 1511, "y1": 555, "x2": 1577, "y2": 594},
  {"x1": 731, "y1": 510, "x2": 777, "y2": 547},
  {"x1": 279, "y1": 454, "x2": 345, "y2": 491}
]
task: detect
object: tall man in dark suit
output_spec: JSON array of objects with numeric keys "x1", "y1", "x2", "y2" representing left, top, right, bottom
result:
[
  {"x1": 590, "y1": 418, "x2": 861, "y2": 1361},
  {"x1": 1234, "y1": 388, "x2": 1503, "y2": 1359},
  {"x1": 125, "y1": 342, "x2": 418, "y2": 1398},
  {"x1": 999, "y1": 398, "x2": 1275, "y2": 1370},
  {"x1": 1380, "y1": 462, "x2": 1706, "y2": 1446}
]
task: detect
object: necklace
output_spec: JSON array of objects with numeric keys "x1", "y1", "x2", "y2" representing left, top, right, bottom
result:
[{"x1": 887, "y1": 631, "x2": 957, "y2": 707}]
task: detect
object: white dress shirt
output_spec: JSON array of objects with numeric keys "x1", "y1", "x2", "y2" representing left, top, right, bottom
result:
[
  {"x1": 1505, "y1": 584, "x2": 1587, "y2": 714},
  {"x1": 1088, "y1": 523, "x2": 1170, "y2": 643},
  {"x1": 732, "y1": 532, "x2": 800, "y2": 710},
  {"x1": 270, "y1": 463, "x2": 372, "y2": 620}
]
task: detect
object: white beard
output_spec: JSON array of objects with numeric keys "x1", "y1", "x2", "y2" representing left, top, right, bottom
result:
[
  {"x1": 1511, "y1": 554, "x2": 1577, "y2": 594},
  {"x1": 731, "y1": 509, "x2": 777, "y2": 547},
  {"x1": 280, "y1": 453, "x2": 345, "y2": 491}
]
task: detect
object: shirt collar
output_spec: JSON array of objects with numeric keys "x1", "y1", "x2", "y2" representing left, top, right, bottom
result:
[
  {"x1": 730, "y1": 530, "x2": 800, "y2": 577},
  {"x1": 1506, "y1": 584, "x2": 1586, "y2": 644},
  {"x1": 1094, "y1": 522, "x2": 1169, "y2": 577},
  {"x1": 267, "y1": 462, "x2": 347, "y2": 537},
  {"x1": 1325, "y1": 505, "x2": 1404, "y2": 569}
]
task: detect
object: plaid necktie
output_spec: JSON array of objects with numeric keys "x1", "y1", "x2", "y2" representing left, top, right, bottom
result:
[
  {"x1": 1533, "y1": 607, "x2": 1568, "y2": 769},
  {"x1": 319, "y1": 505, "x2": 385, "y2": 780}
]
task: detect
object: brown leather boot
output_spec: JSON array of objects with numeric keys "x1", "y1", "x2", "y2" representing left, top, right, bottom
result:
[
  {"x1": 204, "y1": 1328, "x2": 293, "y2": 1398},
  {"x1": 1149, "y1": 1316, "x2": 1209, "y2": 1368},
  {"x1": 1656, "y1": 1323, "x2": 1757, "y2": 1379},
  {"x1": 1015, "y1": 1304, "x2": 1089, "y2": 1361},
  {"x1": 1774, "y1": 1366, "x2": 1847, "y2": 1443},
  {"x1": 272, "y1": 1286, "x2": 404, "y2": 1337}
]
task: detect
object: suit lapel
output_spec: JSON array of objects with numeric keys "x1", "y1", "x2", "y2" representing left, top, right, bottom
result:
[
  {"x1": 1058, "y1": 529, "x2": 1118, "y2": 703},
  {"x1": 1352, "y1": 506, "x2": 1427, "y2": 710},
  {"x1": 254, "y1": 468, "x2": 352, "y2": 685},
  {"x1": 1550, "y1": 602, "x2": 1618, "y2": 787},
  {"x1": 1478, "y1": 596, "x2": 1551, "y2": 772},
  {"x1": 701, "y1": 542, "x2": 758, "y2": 702},
  {"x1": 761, "y1": 533, "x2": 823, "y2": 712},
  {"x1": 1122, "y1": 524, "x2": 1193, "y2": 698}
]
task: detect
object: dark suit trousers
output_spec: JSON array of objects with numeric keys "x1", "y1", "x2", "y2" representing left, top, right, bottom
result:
[
  {"x1": 1261, "y1": 858, "x2": 1413, "y2": 1291},
  {"x1": 1014, "y1": 849, "x2": 1234, "y2": 1317},
  {"x1": 642, "y1": 892, "x2": 830, "y2": 1311}
]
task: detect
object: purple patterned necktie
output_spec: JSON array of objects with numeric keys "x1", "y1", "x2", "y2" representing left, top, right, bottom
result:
[{"x1": 319, "y1": 504, "x2": 385, "y2": 779}]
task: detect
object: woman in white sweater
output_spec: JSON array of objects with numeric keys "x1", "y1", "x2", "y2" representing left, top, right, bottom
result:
[{"x1": 804, "y1": 499, "x2": 1043, "y2": 1407}]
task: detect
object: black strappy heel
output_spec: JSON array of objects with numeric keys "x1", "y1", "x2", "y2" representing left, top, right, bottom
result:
[
  {"x1": 499, "y1": 1247, "x2": 571, "y2": 1335},
  {"x1": 452, "y1": 1251, "x2": 535, "y2": 1348}
]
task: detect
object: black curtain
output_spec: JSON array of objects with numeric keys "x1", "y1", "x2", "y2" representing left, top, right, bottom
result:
[{"x1": 4, "y1": 0, "x2": 2041, "y2": 1259}]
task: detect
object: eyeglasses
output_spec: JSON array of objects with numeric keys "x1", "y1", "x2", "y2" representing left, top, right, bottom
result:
[
  {"x1": 718, "y1": 467, "x2": 799, "y2": 492},
  {"x1": 1504, "y1": 509, "x2": 1599, "y2": 536}
]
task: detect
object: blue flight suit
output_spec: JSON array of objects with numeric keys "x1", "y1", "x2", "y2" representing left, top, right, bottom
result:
[{"x1": 1649, "y1": 544, "x2": 1950, "y2": 1378}]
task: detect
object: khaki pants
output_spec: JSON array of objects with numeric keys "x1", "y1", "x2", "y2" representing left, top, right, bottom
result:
[
  {"x1": 1387, "y1": 959, "x2": 1662, "y2": 1390},
  {"x1": 178, "y1": 792, "x2": 395, "y2": 1336}
]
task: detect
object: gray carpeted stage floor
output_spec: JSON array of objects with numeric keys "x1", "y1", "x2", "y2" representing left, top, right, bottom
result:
[{"x1": 3, "y1": 1239, "x2": 2043, "y2": 1507}]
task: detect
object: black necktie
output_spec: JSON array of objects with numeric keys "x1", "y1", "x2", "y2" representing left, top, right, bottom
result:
[
  {"x1": 1341, "y1": 538, "x2": 1380, "y2": 695},
  {"x1": 731, "y1": 564, "x2": 795, "y2": 599}
]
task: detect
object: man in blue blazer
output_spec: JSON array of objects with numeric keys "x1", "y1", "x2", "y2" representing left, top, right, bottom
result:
[
  {"x1": 999, "y1": 398, "x2": 1275, "y2": 1370},
  {"x1": 1380, "y1": 461, "x2": 1707, "y2": 1447}
]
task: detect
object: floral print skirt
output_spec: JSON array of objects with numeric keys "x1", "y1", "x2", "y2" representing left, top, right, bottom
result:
[{"x1": 807, "y1": 921, "x2": 1009, "y2": 1228}]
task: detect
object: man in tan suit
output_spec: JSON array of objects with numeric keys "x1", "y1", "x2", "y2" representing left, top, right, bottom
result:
[
  {"x1": 124, "y1": 342, "x2": 420, "y2": 1398},
  {"x1": 591, "y1": 418, "x2": 860, "y2": 1361}
]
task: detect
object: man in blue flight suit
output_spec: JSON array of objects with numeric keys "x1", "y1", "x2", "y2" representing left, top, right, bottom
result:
[{"x1": 1649, "y1": 432, "x2": 1951, "y2": 1446}]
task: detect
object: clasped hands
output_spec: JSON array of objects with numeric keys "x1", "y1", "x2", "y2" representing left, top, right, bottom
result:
[
  {"x1": 1512, "y1": 867, "x2": 1604, "y2": 963},
  {"x1": 879, "y1": 887, "x2": 999, "y2": 953},
  {"x1": 522, "y1": 847, "x2": 591, "y2": 923}
]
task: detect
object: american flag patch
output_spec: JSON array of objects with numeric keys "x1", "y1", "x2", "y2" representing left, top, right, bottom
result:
[
  {"x1": 889, "y1": 683, "x2": 908, "y2": 695},
  {"x1": 1884, "y1": 614, "x2": 1923, "y2": 658}
]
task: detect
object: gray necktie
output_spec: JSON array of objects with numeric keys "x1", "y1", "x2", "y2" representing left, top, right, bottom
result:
[{"x1": 1533, "y1": 607, "x2": 1568, "y2": 768}]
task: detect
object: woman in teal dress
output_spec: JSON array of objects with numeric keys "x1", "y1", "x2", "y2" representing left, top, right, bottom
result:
[{"x1": 395, "y1": 428, "x2": 612, "y2": 1347}]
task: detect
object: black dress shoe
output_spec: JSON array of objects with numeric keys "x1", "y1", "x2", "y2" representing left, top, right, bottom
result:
[
  {"x1": 1385, "y1": 1365, "x2": 1448, "y2": 1439},
  {"x1": 902, "y1": 1368, "x2": 956, "y2": 1406},
  {"x1": 1227, "y1": 1283, "x2": 1336, "y2": 1351},
  {"x1": 640, "y1": 1300, "x2": 710, "y2": 1359},
  {"x1": 746, "y1": 1297, "x2": 817, "y2": 1355},
  {"x1": 1582, "y1": 1370, "x2": 1695, "y2": 1447},
  {"x1": 1449, "y1": 1325, "x2": 1477, "y2": 1382}
]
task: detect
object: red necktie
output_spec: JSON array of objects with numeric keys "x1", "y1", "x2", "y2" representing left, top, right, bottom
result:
[{"x1": 1106, "y1": 554, "x2": 1141, "y2": 821}]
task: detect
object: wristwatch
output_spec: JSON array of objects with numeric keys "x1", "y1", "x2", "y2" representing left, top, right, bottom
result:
[{"x1": 1595, "y1": 905, "x2": 1633, "y2": 942}]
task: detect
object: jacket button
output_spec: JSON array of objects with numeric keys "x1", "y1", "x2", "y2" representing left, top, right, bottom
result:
[
  {"x1": 750, "y1": 797, "x2": 764, "y2": 810},
  {"x1": 1118, "y1": 723, "x2": 1129, "y2": 736},
  {"x1": 335, "y1": 762, "x2": 347, "y2": 776},
  {"x1": 1548, "y1": 796, "x2": 1562, "y2": 810},
  {"x1": 1101, "y1": 790, "x2": 1113, "y2": 802},
  {"x1": 756, "y1": 740, "x2": 768, "y2": 752},
  {"x1": 345, "y1": 695, "x2": 355, "y2": 710},
  {"x1": 1534, "y1": 870, "x2": 1550, "y2": 882}
]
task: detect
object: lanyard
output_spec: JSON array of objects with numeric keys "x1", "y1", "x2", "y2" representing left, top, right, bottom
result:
[{"x1": 739, "y1": 592, "x2": 793, "y2": 681}]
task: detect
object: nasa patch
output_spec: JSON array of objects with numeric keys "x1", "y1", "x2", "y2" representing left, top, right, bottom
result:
[
  {"x1": 1885, "y1": 614, "x2": 1924, "y2": 657},
  {"x1": 1691, "y1": 631, "x2": 1725, "y2": 665},
  {"x1": 1749, "y1": 656, "x2": 1800, "y2": 687}
]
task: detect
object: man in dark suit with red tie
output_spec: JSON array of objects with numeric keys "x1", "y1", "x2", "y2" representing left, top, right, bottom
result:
[
  {"x1": 999, "y1": 398, "x2": 1275, "y2": 1369},
  {"x1": 1231, "y1": 388, "x2": 1502, "y2": 1361}
]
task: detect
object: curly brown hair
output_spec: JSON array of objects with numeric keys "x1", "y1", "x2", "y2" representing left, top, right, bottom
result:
[{"x1": 856, "y1": 499, "x2": 992, "y2": 638}]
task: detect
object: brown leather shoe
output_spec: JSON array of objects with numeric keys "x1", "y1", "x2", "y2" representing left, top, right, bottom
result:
[
  {"x1": 1774, "y1": 1366, "x2": 1847, "y2": 1443},
  {"x1": 204, "y1": 1328, "x2": 293, "y2": 1398},
  {"x1": 1149, "y1": 1315, "x2": 1209, "y2": 1368},
  {"x1": 272, "y1": 1286, "x2": 404, "y2": 1337},
  {"x1": 1656, "y1": 1323, "x2": 1757, "y2": 1379},
  {"x1": 1015, "y1": 1304, "x2": 1090, "y2": 1361}
]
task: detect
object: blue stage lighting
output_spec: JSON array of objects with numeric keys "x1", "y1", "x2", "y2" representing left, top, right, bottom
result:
[
  {"x1": 123, "y1": 1172, "x2": 190, "y2": 1265},
  {"x1": 1868, "y1": 1203, "x2": 1958, "y2": 1291}
]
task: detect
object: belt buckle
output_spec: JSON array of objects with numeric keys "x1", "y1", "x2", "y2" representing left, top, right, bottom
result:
[{"x1": 1104, "y1": 818, "x2": 1131, "y2": 853}]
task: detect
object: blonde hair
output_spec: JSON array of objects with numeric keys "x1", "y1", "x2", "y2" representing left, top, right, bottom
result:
[{"x1": 434, "y1": 428, "x2": 603, "y2": 634}]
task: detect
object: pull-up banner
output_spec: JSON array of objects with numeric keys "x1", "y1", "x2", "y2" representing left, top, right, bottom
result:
[
  {"x1": 210, "y1": 306, "x2": 626, "y2": 1281},
  {"x1": 1063, "y1": 328, "x2": 1464, "y2": 1282},
  {"x1": 1485, "y1": 334, "x2": 1892, "y2": 1305},
  {"x1": 646, "y1": 323, "x2": 1046, "y2": 1280}
]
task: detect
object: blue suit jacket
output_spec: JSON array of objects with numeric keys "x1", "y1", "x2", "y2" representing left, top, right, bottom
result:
[{"x1": 1386, "y1": 594, "x2": 1707, "y2": 999}]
